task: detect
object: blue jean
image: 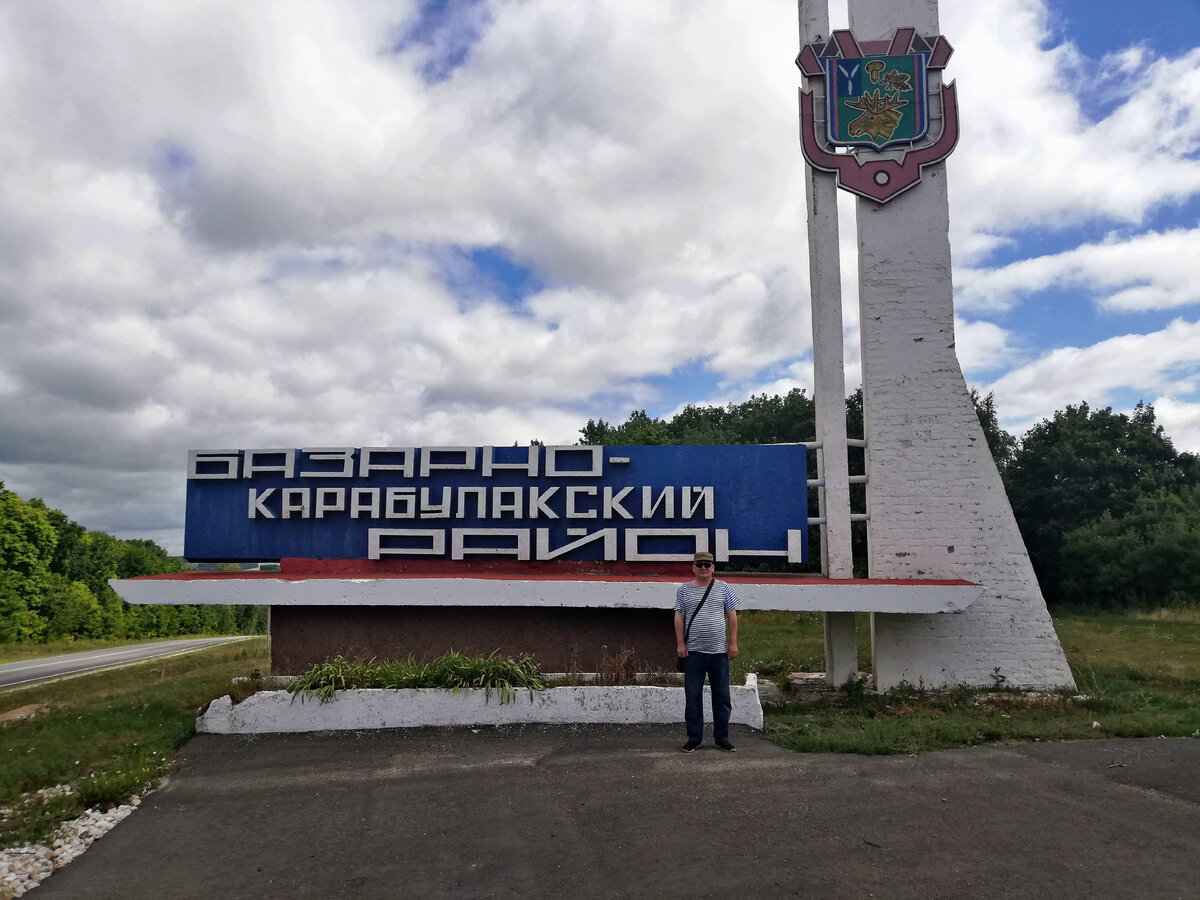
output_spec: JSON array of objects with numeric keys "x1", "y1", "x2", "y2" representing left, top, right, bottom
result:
[{"x1": 683, "y1": 651, "x2": 732, "y2": 744}]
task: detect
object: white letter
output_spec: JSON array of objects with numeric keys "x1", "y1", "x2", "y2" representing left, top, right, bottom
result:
[
  {"x1": 300, "y1": 448, "x2": 354, "y2": 478},
  {"x1": 420, "y1": 487, "x2": 452, "y2": 518},
  {"x1": 492, "y1": 487, "x2": 523, "y2": 518},
  {"x1": 315, "y1": 488, "x2": 345, "y2": 519},
  {"x1": 451, "y1": 528, "x2": 530, "y2": 560},
  {"x1": 603, "y1": 486, "x2": 634, "y2": 519},
  {"x1": 457, "y1": 487, "x2": 487, "y2": 518},
  {"x1": 360, "y1": 448, "x2": 415, "y2": 478},
  {"x1": 385, "y1": 488, "x2": 416, "y2": 519},
  {"x1": 535, "y1": 528, "x2": 618, "y2": 560},
  {"x1": 350, "y1": 488, "x2": 380, "y2": 518},
  {"x1": 544, "y1": 446, "x2": 602, "y2": 477},
  {"x1": 566, "y1": 486, "x2": 597, "y2": 519},
  {"x1": 243, "y1": 449, "x2": 295, "y2": 479},
  {"x1": 529, "y1": 486, "x2": 559, "y2": 518},
  {"x1": 682, "y1": 486, "x2": 714, "y2": 519},
  {"x1": 420, "y1": 447, "x2": 477, "y2": 477},
  {"x1": 189, "y1": 449, "x2": 239, "y2": 480},
  {"x1": 714, "y1": 529, "x2": 794, "y2": 562},
  {"x1": 369, "y1": 529, "x2": 447, "y2": 559},
  {"x1": 642, "y1": 486, "x2": 675, "y2": 519},
  {"x1": 481, "y1": 446, "x2": 538, "y2": 477},
  {"x1": 624, "y1": 528, "x2": 709, "y2": 562},
  {"x1": 282, "y1": 488, "x2": 311, "y2": 519},
  {"x1": 248, "y1": 488, "x2": 276, "y2": 519}
]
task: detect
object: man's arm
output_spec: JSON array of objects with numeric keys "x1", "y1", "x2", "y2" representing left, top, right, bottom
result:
[
  {"x1": 674, "y1": 611, "x2": 688, "y2": 658},
  {"x1": 726, "y1": 608, "x2": 738, "y2": 659}
]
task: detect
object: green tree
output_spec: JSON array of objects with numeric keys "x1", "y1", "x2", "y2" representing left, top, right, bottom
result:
[
  {"x1": 0, "y1": 571, "x2": 39, "y2": 641},
  {"x1": 1004, "y1": 402, "x2": 1199, "y2": 603},
  {"x1": 580, "y1": 390, "x2": 818, "y2": 447},
  {"x1": 38, "y1": 505, "x2": 89, "y2": 583},
  {"x1": 0, "y1": 486, "x2": 57, "y2": 638},
  {"x1": 40, "y1": 574, "x2": 104, "y2": 640},
  {"x1": 118, "y1": 539, "x2": 189, "y2": 578},
  {"x1": 580, "y1": 410, "x2": 673, "y2": 445},
  {"x1": 970, "y1": 388, "x2": 1018, "y2": 471},
  {"x1": 1059, "y1": 486, "x2": 1200, "y2": 608}
]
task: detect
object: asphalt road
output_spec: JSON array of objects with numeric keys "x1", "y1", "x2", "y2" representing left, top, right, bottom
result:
[
  {"x1": 0, "y1": 637, "x2": 250, "y2": 689},
  {"x1": 34, "y1": 727, "x2": 1200, "y2": 899}
]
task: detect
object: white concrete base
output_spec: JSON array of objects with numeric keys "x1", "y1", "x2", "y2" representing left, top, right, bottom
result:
[{"x1": 196, "y1": 675, "x2": 764, "y2": 734}]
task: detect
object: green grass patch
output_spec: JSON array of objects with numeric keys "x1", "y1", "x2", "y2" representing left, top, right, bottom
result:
[
  {"x1": 753, "y1": 609, "x2": 1200, "y2": 755},
  {"x1": 288, "y1": 651, "x2": 547, "y2": 703},
  {"x1": 0, "y1": 638, "x2": 268, "y2": 848},
  {"x1": 730, "y1": 611, "x2": 871, "y2": 686}
]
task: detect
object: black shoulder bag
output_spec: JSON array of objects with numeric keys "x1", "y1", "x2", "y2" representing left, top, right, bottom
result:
[{"x1": 677, "y1": 580, "x2": 716, "y2": 672}]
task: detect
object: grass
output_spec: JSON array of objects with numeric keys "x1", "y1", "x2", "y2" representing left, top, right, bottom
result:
[
  {"x1": 752, "y1": 608, "x2": 1200, "y2": 754},
  {"x1": 0, "y1": 637, "x2": 268, "y2": 849},
  {"x1": 288, "y1": 651, "x2": 547, "y2": 702},
  {"x1": 731, "y1": 611, "x2": 871, "y2": 685}
]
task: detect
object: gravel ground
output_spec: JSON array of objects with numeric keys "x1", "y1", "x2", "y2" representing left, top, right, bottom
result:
[{"x1": 0, "y1": 791, "x2": 147, "y2": 898}]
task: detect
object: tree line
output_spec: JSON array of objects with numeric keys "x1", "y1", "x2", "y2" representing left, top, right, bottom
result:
[
  {"x1": 581, "y1": 390, "x2": 1200, "y2": 610},
  {"x1": 0, "y1": 480, "x2": 267, "y2": 642}
]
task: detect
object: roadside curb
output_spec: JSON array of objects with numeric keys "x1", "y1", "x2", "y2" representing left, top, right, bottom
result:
[{"x1": 197, "y1": 674, "x2": 764, "y2": 733}]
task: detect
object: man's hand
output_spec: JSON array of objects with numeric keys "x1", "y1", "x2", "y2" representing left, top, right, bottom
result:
[
  {"x1": 677, "y1": 642, "x2": 688, "y2": 658},
  {"x1": 728, "y1": 641, "x2": 739, "y2": 660}
]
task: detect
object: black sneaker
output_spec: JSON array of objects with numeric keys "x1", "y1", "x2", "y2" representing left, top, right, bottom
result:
[
  {"x1": 715, "y1": 741, "x2": 736, "y2": 752},
  {"x1": 681, "y1": 741, "x2": 700, "y2": 753}
]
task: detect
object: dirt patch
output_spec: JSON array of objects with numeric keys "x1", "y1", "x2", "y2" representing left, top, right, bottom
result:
[{"x1": 0, "y1": 704, "x2": 49, "y2": 725}]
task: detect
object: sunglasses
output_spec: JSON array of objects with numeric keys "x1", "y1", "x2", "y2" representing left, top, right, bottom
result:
[{"x1": 693, "y1": 562, "x2": 713, "y2": 568}]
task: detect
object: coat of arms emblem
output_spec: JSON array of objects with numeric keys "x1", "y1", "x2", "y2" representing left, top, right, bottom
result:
[{"x1": 797, "y1": 28, "x2": 958, "y2": 203}]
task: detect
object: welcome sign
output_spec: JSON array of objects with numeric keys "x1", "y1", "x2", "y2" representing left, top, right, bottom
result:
[{"x1": 184, "y1": 444, "x2": 809, "y2": 564}]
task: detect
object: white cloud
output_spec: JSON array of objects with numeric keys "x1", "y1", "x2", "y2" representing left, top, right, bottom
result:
[
  {"x1": 0, "y1": 0, "x2": 1197, "y2": 557},
  {"x1": 986, "y1": 318, "x2": 1200, "y2": 429},
  {"x1": 943, "y1": 3, "x2": 1200, "y2": 237},
  {"x1": 957, "y1": 227, "x2": 1200, "y2": 312},
  {"x1": 955, "y1": 317, "x2": 1015, "y2": 374},
  {"x1": 1152, "y1": 396, "x2": 1200, "y2": 454}
]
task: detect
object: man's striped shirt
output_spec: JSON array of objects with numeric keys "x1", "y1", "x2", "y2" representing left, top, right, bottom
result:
[{"x1": 675, "y1": 580, "x2": 740, "y2": 654}]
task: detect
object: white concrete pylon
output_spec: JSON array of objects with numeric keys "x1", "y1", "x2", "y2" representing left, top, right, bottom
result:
[
  {"x1": 799, "y1": 0, "x2": 858, "y2": 687},
  {"x1": 843, "y1": 0, "x2": 1075, "y2": 689}
]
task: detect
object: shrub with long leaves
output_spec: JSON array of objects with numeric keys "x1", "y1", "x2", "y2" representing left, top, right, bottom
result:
[{"x1": 288, "y1": 651, "x2": 547, "y2": 703}]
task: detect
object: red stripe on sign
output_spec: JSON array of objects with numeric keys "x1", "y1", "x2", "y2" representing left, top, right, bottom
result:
[{"x1": 122, "y1": 558, "x2": 976, "y2": 587}]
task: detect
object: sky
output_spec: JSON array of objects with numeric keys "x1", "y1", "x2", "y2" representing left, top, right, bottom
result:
[{"x1": 0, "y1": 0, "x2": 1198, "y2": 555}]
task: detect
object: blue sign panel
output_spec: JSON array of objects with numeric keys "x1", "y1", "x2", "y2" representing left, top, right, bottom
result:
[{"x1": 183, "y1": 445, "x2": 808, "y2": 564}]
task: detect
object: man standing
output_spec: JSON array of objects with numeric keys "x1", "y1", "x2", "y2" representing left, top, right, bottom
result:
[{"x1": 675, "y1": 550, "x2": 740, "y2": 752}]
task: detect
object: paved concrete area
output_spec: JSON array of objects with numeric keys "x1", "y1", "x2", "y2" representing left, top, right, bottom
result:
[{"x1": 37, "y1": 728, "x2": 1198, "y2": 899}]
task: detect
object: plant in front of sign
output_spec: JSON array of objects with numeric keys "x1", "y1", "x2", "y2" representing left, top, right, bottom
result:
[
  {"x1": 287, "y1": 651, "x2": 548, "y2": 704},
  {"x1": 595, "y1": 646, "x2": 639, "y2": 686}
]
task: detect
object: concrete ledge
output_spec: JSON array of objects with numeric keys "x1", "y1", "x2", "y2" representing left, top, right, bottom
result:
[
  {"x1": 197, "y1": 675, "x2": 764, "y2": 734},
  {"x1": 113, "y1": 569, "x2": 984, "y2": 613}
]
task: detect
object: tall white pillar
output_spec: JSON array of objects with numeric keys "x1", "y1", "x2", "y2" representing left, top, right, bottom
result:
[
  {"x1": 799, "y1": 0, "x2": 858, "y2": 686},
  {"x1": 845, "y1": 0, "x2": 1075, "y2": 690}
]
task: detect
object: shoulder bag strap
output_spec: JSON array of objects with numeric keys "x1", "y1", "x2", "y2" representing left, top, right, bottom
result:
[{"x1": 683, "y1": 580, "x2": 717, "y2": 643}]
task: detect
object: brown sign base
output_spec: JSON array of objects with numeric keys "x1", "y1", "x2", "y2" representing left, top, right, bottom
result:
[{"x1": 270, "y1": 605, "x2": 676, "y2": 675}]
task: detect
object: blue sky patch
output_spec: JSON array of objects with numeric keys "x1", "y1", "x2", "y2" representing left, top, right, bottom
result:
[
  {"x1": 431, "y1": 245, "x2": 544, "y2": 309},
  {"x1": 1050, "y1": 0, "x2": 1200, "y2": 60},
  {"x1": 389, "y1": 0, "x2": 491, "y2": 84}
]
